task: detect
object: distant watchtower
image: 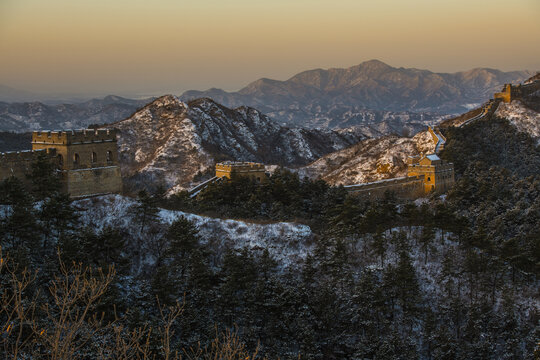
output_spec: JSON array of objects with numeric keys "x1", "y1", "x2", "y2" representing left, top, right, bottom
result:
[
  {"x1": 31, "y1": 129, "x2": 122, "y2": 197},
  {"x1": 407, "y1": 154, "x2": 454, "y2": 194},
  {"x1": 215, "y1": 161, "x2": 267, "y2": 183},
  {"x1": 494, "y1": 84, "x2": 512, "y2": 103}
]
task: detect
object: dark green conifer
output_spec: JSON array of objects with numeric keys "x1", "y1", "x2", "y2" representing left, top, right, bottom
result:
[{"x1": 130, "y1": 189, "x2": 160, "y2": 233}]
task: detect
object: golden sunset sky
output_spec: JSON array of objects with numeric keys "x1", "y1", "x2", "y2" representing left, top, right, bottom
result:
[{"x1": 1, "y1": 0, "x2": 539, "y2": 97}]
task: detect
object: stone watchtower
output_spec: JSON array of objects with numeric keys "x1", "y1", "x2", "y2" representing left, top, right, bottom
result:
[
  {"x1": 407, "y1": 154, "x2": 454, "y2": 194},
  {"x1": 215, "y1": 161, "x2": 267, "y2": 183},
  {"x1": 494, "y1": 84, "x2": 513, "y2": 103},
  {"x1": 31, "y1": 129, "x2": 122, "y2": 197}
]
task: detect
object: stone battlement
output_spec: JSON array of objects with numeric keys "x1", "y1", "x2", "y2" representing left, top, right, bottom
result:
[
  {"x1": 215, "y1": 161, "x2": 265, "y2": 172},
  {"x1": 0, "y1": 148, "x2": 56, "y2": 162},
  {"x1": 32, "y1": 129, "x2": 117, "y2": 145},
  {"x1": 494, "y1": 84, "x2": 513, "y2": 103},
  {"x1": 493, "y1": 80, "x2": 540, "y2": 104},
  {"x1": 0, "y1": 148, "x2": 58, "y2": 183},
  {"x1": 215, "y1": 161, "x2": 267, "y2": 182},
  {"x1": 344, "y1": 175, "x2": 424, "y2": 191},
  {"x1": 345, "y1": 175, "x2": 425, "y2": 200},
  {"x1": 347, "y1": 153, "x2": 455, "y2": 199}
]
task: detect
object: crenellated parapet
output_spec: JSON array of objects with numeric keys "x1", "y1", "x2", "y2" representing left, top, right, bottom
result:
[
  {"x1": 494, "y1": 84, "x2": 513, "y2": 103},
  {"x1": 215, "y1": 161, "x2": 267, "y2": 182},
  {"x1": 32, "y1": 129, "x2": 118, "y2": 145},
  {"x1": 0, "y1": 148, "x2": 56, "y2": 162},
  {"x1": 493, "y1": 80, "x2": 540, "y2": 104}
]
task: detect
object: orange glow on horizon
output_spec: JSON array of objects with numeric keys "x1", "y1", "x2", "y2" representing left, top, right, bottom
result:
[{"x1": 1, "y1": 0, "x2": 539, "y2": 97}]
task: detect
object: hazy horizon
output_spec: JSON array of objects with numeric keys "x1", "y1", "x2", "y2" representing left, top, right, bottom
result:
[{"x1": 1, "y1": 0, "x2": 539, "y2": 99}]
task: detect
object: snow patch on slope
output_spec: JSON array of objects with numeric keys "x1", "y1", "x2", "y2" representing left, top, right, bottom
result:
[
  {"x1": 76, "y1": 195, "x2": 314, "y2": 268},
  {"x1": 495, "y1": 100, "x2": 540, "y2": 144}
]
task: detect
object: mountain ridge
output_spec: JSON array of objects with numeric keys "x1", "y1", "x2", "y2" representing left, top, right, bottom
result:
[
  {"x1": 0, "y1": 96, "x2": 153, "y2": 132},
  {"x1": 181, "y1": 60, "x2": 532, "y2": 128},
  {"x1": 112, "y1": 95, "x2": 364, "y2": 192}
]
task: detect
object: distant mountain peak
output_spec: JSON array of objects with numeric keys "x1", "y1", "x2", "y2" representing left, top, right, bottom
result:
[
  {"x1": 147, "y1": 94, "x2": 184, "y2": 107},
  {"x1": 352, "y1": 59, "x2": 392, "y2": 70},
  {"x1": 180, "y1": 62, "x2": 532, "y2": 120}
]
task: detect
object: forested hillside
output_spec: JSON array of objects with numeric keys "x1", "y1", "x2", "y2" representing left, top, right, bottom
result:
[{"x1": 1, "y1": 115, "x2": 539, "y2": 359}]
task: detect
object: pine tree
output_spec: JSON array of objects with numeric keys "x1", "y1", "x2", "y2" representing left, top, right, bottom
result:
[
  {"x1": 372, "y1": 227, "x2": 387, "y2": 267},
  {"x1": 130, "y1": 189, "x2": 160, "y2": 233},
  {"x1": 39, "y1": 192, "x2": 79, "y2": 248},
  {"x1": 327, "y1": 196, "x2": 362, "y2": 238},
  {"x1": 395, "y1": 250, "x2": 420, "y2": 317},
  {"x1": 218, "y1": 247, "x2": 258, "y2": 327},
  {"x1": 165, "y1": 216, "x2": 200, "y2": 279},
  {"x1": 27, "y1": 151, "x2": 61, "y2": 200},
  {"x1": 419, "y1": 226, "x2": 436, "y2": 264},
  {"x1": 187, "y1": 248, "x2": 214, "y2": 291},
  {"x1": 83, "y1": 226, "x2": 129, "y2": 272},
  {"x1": 0, "y1": 176, "x2": 40, "y2": 255},
  {"x1": 151, "y1": 262, "x2": 179, "y2": 305}
]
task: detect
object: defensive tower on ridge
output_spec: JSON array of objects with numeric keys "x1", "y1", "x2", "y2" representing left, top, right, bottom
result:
[
  {"x1": 31, "y1": 129, "x2": 123, "y2": 197},
  {"x1": 215, "y1": 161, "x2": 267, "y2": 183},
  {"x1": 0, "y1": 129, "x2": 123, "y2": 198}
]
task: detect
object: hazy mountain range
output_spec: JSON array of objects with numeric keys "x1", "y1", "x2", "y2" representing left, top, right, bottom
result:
[
  {"x1": 0, "y1": 95, "x2": 151, "y2": 132},
  {"x1": 1, "y1": 60, "x2": 532, "y2": 134},
  {"x1": 181, "y1": 60, "x2": 532, "y2": 126}
]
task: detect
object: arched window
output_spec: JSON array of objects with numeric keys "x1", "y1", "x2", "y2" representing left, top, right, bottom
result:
[
  {"x1": 106, "y1": 151, "x2": 113, "y2": 163},
  {"x1": 73, "y1": 153, "x2": 80, "y2": 165},
  {"x1": 92, "y1": 152, "x2": 97, "y2": 163},
  {"x1": 427, "y1": 177, "x2": 431, "y2": 182},
  {"x1": 57, "y1": 154, "x2": 64, "y2": 168}
]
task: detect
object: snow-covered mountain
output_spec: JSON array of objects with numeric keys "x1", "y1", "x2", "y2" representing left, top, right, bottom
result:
[
  {"x1": 112, "y1": 95, "x2": 364, "y2": 191},
  {"x1": 181, "y1": 60, "x2": 532, "y2": 127},
  {"x1": 0, "y1": 95, "x2": 152, "y2": 132},
  {"x1": 297, "y1": 130, "x2": 436, "y2": 185}
]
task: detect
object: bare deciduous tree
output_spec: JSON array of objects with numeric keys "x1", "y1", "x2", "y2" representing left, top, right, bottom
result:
[
  {"x1": 33, "y1": 253, "x2": 115, "y2": 360},
  {"x1": 185, "y1": 326, "x2": 263, "y2": 360},
  {"x1": 0, "y1": 247, "x2": 37, "y2": 359},
  {"x1": 157, "y1": 297, "x2": 184, "y2": 360},
  {"x1": 98, "y1": 324, "x2": 152, "y2": 360}
]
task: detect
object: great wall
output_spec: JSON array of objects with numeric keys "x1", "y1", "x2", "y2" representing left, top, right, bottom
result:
[
  {"x1": 443, "y1": 77, "x2": 540, "y2": 128},
  {"x1": 2, "y1": 77, "x2": 539, "y2": 200},
  {"x1": 187, "y1": 78, "x2": 540, "y2": 200},
  {"x1": 344, "y1": 78, "x2": 540, "y2": 199},
  {"x1": 343, "y1": 152, "x2": 455, "y2": 200},
  {"x1": 188, "y1": 146, "x2": 455, "y2": 200}
]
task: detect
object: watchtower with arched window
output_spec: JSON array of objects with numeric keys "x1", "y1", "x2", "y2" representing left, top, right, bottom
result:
[
  {"x1": 31, "y1": 129, "x2": 122, "y2": 197},
  {"x1": 407, "y1": 154, "x2": 454, "y2": 194}
]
